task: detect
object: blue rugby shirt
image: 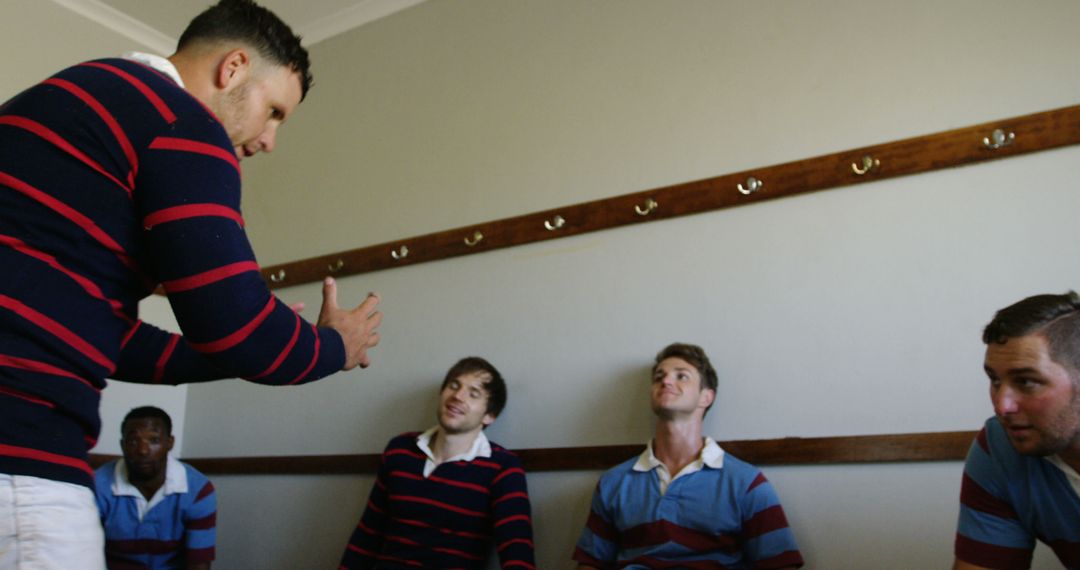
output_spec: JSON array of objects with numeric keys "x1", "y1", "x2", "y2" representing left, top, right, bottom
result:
[
  {"x1": 955, "y1": 418, "x2": 1080, "y2": 568},
  {"x1": 574, "y1": 440, "x2": 803, "y2": 569},
  {"x1": 96, "y1": 457, "x2": 216, "y2": 569}
]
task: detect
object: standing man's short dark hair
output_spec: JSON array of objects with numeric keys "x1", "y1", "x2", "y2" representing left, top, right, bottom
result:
[
  {"x1": 0, "y1": 1, "x2": 381, "y2": 566},
  {"x1": 954, "y1": 292, "x2": 1080, "y2": 569},
  {"x1": 341, "y1": 357, "x2": 535, "y2": 568}
]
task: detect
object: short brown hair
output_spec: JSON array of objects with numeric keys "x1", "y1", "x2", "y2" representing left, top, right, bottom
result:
[
  {"x1": 983, "y1": 291, "x2": 1080, "y2": 380},
  {"x1": 654, "y1": 342, "x2": 719, "y2": 414},
  {"x1": 441, "y1": 357, "x2": 507, "y2": 418}
]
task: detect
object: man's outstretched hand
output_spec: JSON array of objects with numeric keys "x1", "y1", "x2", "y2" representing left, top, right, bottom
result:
[{"x1": 317, "y1": 277, "x2": 382, "y2": 370}]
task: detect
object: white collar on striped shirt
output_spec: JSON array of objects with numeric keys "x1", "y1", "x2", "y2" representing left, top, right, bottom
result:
[
  {"x1": 416, "y1": 426, "x2": 491, "y2": 478},
  {"x1": 633, "y1": 436, "x2": 725, "y2": 495},
  {"x1": 120, "y1": 51, "x2": 185, "y2": 88},
  {"x1": 1045, "y1": 454, "x2": 1080, "y2": 498},
  {"x1": 112, "y1": 455, "x2": 188, "y2": 521}
]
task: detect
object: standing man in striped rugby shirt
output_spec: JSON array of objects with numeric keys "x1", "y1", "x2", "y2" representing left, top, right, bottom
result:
[
  {"x1": 0, "y1": 1, "x2": 382, "y2": 567},
  {"x1": 573, "y1": 343, "x2": 803, "y2": 569},
  {"x1": 340, "y1": 357, "x2": 535, "y2": 569}
]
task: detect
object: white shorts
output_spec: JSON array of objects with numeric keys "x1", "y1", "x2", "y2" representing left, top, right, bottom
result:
[{"x1": 0, "y1": 474, "x2": 105, "y2": 570}]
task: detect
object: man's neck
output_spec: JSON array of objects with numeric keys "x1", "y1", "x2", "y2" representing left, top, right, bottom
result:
[
  {"x1": 126, "y1": 468, "x2": 166, "y2": 501},
  {"x1": 653, "y1": 418, "x2": 705, "y2": 476},
  {"x1": 431, "y1": 427, "x2": 481, "y2": 464}
]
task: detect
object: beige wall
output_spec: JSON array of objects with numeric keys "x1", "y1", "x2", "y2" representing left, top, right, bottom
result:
[{"x1": 6, "y1": 0, "x2": 1080, "y2": 568}]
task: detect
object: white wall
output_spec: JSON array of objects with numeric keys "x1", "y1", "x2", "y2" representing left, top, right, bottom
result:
[{"x1": 5, "y1": 0, "x2": 1079, "y2": 568}]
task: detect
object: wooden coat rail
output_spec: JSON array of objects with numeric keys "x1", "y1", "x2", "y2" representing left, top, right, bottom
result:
[
  {"x1": 260, "y1": 104, "x2": 1080, "y2": 289},
  {"x1": 88, "y1": 430, "x2": 976, "y2": 475}
]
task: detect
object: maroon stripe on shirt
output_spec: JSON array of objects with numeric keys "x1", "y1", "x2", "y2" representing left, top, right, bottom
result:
[
  {"x1": 495, "y1": 514, "x2": 531, "y2": 527},
  {"x1": 959, "y1": 472, "x2": 1019, "y2": 520},
  {"x1": 250, "y1": 313, "x2": 301, "y2": 379},
  {"x1": 494, "y1": 491, "x2": 528, "y2": 504},
  {"x1": 149, "y1": 136, "x2": 239, "y2": 173},
  {"x1": 0, "y1": 295, "x2": 114, "y2": 371},
  {"x1": 432, "y1": 545, "x2": 483, "y2": 560},
  {"x1": 0, "y1": 234, "x2": 125, "y2": 316},
  {"x1": 955, "y1": 533, "x2": 1032, "y2": 569},
  {"x1": 498, "y1": 537, "x2": 534, "y2": 551},
  {"x1": 105, "y1": 538, "x2": 181, "y2": 555},
  {"x1": 0, "y1": 116, "x2": 131, "y2": 194},
  {"x1": 161, "y1": 261, "x2": 259, "y2": 293},
  {"x1": 186, "y1": 513, "x2": 216, "y2": 530},
  {"x1": 621, "y1": 519, "x2": 739, "y2": 552},
  {"x1": 585, "y1": 510, "x2": 620, "y2": 543},
  {"x1": 755, "y1": 549, "x2": 804, "y2": 569},
  {"x1": 975, "y1": 427, "x2": 989, "y2": 453},
  {"x1": 79, "y1": 62, "x2": 177, "y2": 124},
  {"x1": 1047, "y1": 539, "x2": 1080, "y2": 567},
  {"x1": 386, "y1": 448, "x2": 424, "y2": 460},
  {"x1": 152, "y1": 334, "x2": 179, "y2": 383},
  {"x1": 746, "y1": 471, "x2": 768, "y2": 493},
  {"x1": 287, "y1": 328, "x2": 321, "y2": 385},
  {"x1": 188, "y1": 298, "x2": 275, "y2": 353},
  {"x1": 391, "y1": 470, "x2": 490, "y2": 495},
  {"x1": 0, "y1": 443, "x2": 93, "y2": 478},
  {"x1": 143, "y1": 204, "x2": 244, "y2": 229},
  {"x1": 572, "y1": 546, "x2": 613, "y2": 569},
  {"x1": 186, "y1": 546, "x2": 214, "y2": 564},
  {"x1": 0, "y1": 354, "x2": 100, "y2": 391},
  {"x1": 493, "y1": 466, "x2": 525, "y2": 484},
  {"x1": 388, "y1": 494, "x2": 486, "y2": 517},
  {"x1": 0, "y1": 171, "x2": 133, "y2": 267},
  {"x1": 0, "y1": 385, "x2": 55, "y2": 408},
  {"x1": 195, "y1": 480, "x2": 215, "y2": 501},
  {"x1": 120, "y1": 321, "x2": 141, "y2": 348},
  {"x1": 395, "y1": 516, "x2": 489, "y2": 539},
  {"x1": 42, "y1": 78, "x2": 137, "y2": 181},
  {"x1": 741, "y1": 504, "x2": 791, "y2": 540}
]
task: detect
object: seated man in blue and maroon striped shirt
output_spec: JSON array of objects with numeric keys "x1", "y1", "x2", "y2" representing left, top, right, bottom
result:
[
  {"x1": 96, "y1": 406, "x2": 215, "y2": 570},
  {"x1": 340, "y1": 357, "x2": 535, "y2": 569},
  {"x1": 573, "y1": 343, "x2": 803, "y2": 569},
  {"x1": 954, "y1": 292, "x2": 1080, "y2": 570}
]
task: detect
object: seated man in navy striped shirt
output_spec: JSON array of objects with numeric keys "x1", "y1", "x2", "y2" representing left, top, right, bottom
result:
[
  {"x1": 340, "y1": 357, "x2": 535, "y2": 569},
  {"x1": 574, "y1": 343, "x2": 803, "y2": 569},
  {"x1": 96, "y1": 406, "x2": 216, "y2": 569}
]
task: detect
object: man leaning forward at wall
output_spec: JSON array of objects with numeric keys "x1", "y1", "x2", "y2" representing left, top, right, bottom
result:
[
  {"x1": 954, "y1": 292, "x2": 1080, "y2": 569},
  {"x1": 340, "y1": 357, "x2": 535, "y2": 568},
  {"x1": 574, "y1": 342, "x2": 803, "y2": 569}
]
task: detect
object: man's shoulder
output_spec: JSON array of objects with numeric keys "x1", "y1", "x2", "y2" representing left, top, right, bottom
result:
[
  {"x1": 93, "y1": 459, "x2": 120, "y2": 490},
  {"x1": 485, "y1": 440, "x2": 524, "y2": 469},
  {"x1": 598, "y1": 455, "x2": 644, "y2": 482}
]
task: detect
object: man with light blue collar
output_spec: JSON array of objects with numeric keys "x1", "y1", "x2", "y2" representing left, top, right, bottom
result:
[
  {"x1": 574, "y1": 342, "x2": 803, "y2": 569},
  {"x1": 96, "y1": 407, "x2": 215, "y2": 569}
]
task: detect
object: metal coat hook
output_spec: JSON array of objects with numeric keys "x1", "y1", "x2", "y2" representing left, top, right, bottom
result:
[
  {"x1": 544, "y1": 215, "x2": 565, "y2": 231},
  {"x1": 635, "y1": 198, "x2": 658, "y2": 216},
  {"x1": 737, "y1": 177, "x2": 763, "y2": 195},
  {"x1": 852, "y1": 155, "x2": 880, "y2": 175},
  {"x1": 391, "y1": 245, "x2": 409, "y2": 260},
  {"x1": 268, "y1": 269, "x2": 286, "y2": 283},
  {"x1": 327, "y1": 259, "x2": 344, "y2": 273},
  {"x1": 464, "y1": 231, "x2": 484, "y2": 246},
  {"x1": 983, "y1": 128, "x2": 1015, "y2": 150}
]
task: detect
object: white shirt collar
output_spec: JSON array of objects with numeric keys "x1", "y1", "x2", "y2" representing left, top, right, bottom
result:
[
  {"x1": 112, "y1": 456, "x2": 188, "y2": 521},
  {"x1": 1045, "y1": 454, "x2": 1080, "y2": 498},
  {"x1": 633, "y1": 436, "x2": 725, "y2": 495},
  {"x1": 120, "y1": 51, "x2": 185, "y2": 88},
  {"x1": 416, "y1": 426, "x2": 491, "y2": 478}
]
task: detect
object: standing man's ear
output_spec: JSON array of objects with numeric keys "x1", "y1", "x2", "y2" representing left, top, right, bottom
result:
[{"x1": 215, "y1": 48, "x2": 252, "y2": 88}]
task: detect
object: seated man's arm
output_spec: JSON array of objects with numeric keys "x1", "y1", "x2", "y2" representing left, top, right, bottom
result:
[
  {"x1": 571, "y1": 479, "x2": 619, "y2": 569},
  {"x1": 340, "y1": 446, "x2": 394, "y2": 569},
  {"x1": 954, "y1": 426, "x2": 1036, "y2": 569},
  {"x1": 489, "y1": 451, "x2": 535, "y2": 567},
  {"x1": 181, "y1": 469, "x2": 217, "y2": 568},
  {"x1": 738, "y1": 472, "x2": 804, "y2": 568}
]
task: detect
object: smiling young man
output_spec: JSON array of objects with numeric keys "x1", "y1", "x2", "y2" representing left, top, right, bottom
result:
[
  {"x1": 954, "y1": 292, "x2": 1080, "y2": 569},
  {"x1": 574, "y1": 342, "x2": 803, "y2": 569},
  {"x1": 0, "y1": 1, "x2": 382, "y2": 566},
  {"x1": 340, "y1": 357, "x2": 535, "y2": 569},
  {"x1": 96, "y1": 407, "x2": 216, "y2": 569}
]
